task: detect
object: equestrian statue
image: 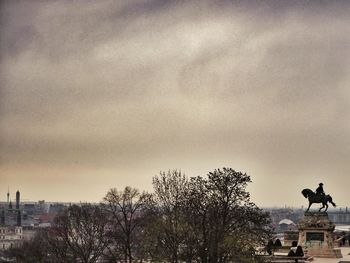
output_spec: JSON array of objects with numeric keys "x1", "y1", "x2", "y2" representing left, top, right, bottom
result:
[{"x1": 301, "y1": 183, "x2": 336, "y2": 212}]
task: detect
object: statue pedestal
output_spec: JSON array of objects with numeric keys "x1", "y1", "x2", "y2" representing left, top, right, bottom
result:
[{"x1": 298, "y1": 212, "x2": 342, "y2": 258}]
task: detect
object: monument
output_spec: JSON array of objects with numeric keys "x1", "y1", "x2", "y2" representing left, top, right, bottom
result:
[{"x1": 298, "y1": 184, "x2": 342, "y2": 258}]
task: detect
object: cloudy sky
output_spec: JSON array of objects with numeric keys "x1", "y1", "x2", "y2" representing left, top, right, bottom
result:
[{"x1": 1, "y1": 0, "x2": 349, "y2": 207}]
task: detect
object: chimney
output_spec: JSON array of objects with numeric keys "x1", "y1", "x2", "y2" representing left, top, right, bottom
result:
[
  {"x1": 16, "y1": 190, "x2": 20, "y2": 210},
  {"x1": 7, "y1": 187, "x2": 9, "y2": 204}
]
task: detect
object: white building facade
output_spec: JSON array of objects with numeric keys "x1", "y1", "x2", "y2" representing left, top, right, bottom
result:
[{"x1": 0, "y1": 226, "x2": 23, "y2": 250}]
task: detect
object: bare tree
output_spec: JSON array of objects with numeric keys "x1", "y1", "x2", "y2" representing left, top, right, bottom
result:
[
  {"x1": 48, "y1": 204, "x2": 110, "y2": 263},
  {"x1": 152, "y1": 170, "x2": 190, "y2": 263},
  {"x1": 103, "y1": 186, "x2": 152, "y2": 263}
]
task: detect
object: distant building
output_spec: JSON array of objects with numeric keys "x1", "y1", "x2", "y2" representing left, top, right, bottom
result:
[
  {"x1": 328, "y1": 209, "x2": 350, "y2": 224},
  {"x1": 23, "y1": 203, "x2": 36, "y2": 215},
  {"x1": 0, "y1": 190, "x2": 66, "y2": 252},
  {"x1": 278, "y1": 219, "x2": 297, "y2": 232},
  {"x1": 0, "y1": 226, "x2": 23, "y2": 250},
  {"x1": 38, "y1": 213, "x2": 56, "y2": 227},
  {"x1": 49, "y1": 203, "x2": 66, "y2": 214},
  {"x1": 265, "y1": 208, "x2": 304, "y2": 232},
  {"x1": 0, "y1": 190, "x2": 42, "y2": 251}
]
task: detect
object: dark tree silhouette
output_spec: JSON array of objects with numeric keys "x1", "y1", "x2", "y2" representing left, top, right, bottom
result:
[
  {"x1": 152, "y1": 170, "x2": 190, "y2": 263},
  {"x1": 103, "y1": 186, "x2": 152, "y2": 263},
  {"x1": 150, "y1": 168, "x2": 272, "y2": 263},
  {"x1": 187, "y1": 168, "x2": 272, "y2": 263},
  {"x1": 48, "y1": 204, "x2": 110, "y2": 263}
]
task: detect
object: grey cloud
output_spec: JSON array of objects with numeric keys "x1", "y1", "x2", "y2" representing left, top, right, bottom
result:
[{"x1": 1, "y1": 0, "x2": 350, "y2": 204}]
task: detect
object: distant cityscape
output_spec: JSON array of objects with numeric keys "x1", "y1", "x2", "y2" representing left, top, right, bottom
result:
[
  {"x1": 0, "y1": 189, "x2": 69, "y2": 251},
  {"x1": 1, "y1": 189, "x2": 350, "y2": 252}
]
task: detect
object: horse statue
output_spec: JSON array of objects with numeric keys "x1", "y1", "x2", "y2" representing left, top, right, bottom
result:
[{"x1": 301, "y1": 188, "x2": 336, "y2": 212}]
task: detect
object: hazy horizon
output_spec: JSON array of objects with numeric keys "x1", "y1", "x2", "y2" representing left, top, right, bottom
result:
[{"x1": 1, "y1": 0, "x2": 350, "y2": 207}]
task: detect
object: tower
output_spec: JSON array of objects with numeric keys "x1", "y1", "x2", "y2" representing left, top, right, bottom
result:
[
  {"x1": 7, "y1": 187, "x2": 9, "y2": 204},
  {"x1": 17, "y1": 210, "x2": 21, "y2": 226},
  {"x1": 16, "y1": 190, "x2": 20, "y2": 210},
  {"x1": 0, "y1": 209, "x2": 5, "y2": 225}
]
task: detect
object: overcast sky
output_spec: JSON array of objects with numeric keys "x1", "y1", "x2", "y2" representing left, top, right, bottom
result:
[{"x1": 1, "y1": 0, "x2": 349, "y2": 207}]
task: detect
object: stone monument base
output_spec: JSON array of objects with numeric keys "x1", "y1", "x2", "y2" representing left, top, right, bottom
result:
[
  {"x1": 306, "y1": 247, "x2": 342, "y2": 258},
  {"x1": 298, "y1": 211, "x2": 342, "y2": 259}
]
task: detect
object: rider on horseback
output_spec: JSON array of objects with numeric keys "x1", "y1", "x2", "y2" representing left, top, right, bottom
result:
[
  {"x1": 315, "y1": 183, "x2": 325, "y2": 200},
  {"x1": 302, "y1": 183, "x2": 336, "y2": 212}
]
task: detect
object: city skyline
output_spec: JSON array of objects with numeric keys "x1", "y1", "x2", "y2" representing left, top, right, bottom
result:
[{"x1": 1, "y1": 0, "x2": 350, "y2": 207}]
